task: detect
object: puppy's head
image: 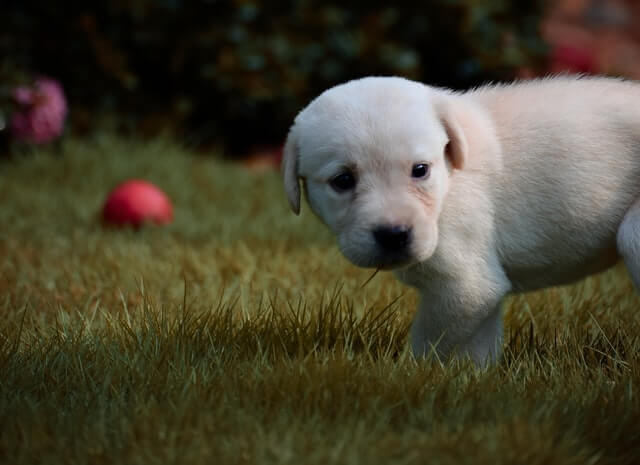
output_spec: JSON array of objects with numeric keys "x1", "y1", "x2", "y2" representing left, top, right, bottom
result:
[{"x1": 282, "y1": 77, "x2": 467, "y2": 269}]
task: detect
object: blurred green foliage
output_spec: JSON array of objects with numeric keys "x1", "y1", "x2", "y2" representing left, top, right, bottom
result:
[{"x1": 1, "y1": 0, "x2": 547, "y2": 154}]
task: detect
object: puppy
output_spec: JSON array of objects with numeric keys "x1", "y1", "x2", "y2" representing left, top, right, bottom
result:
[{"x1": 282, "y1": 75, "x2": 640, "y2": 365}]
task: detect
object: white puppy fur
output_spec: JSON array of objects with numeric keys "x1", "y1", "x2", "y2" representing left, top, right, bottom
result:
[{"x1": 282, "y1": 75, "x2": 640, "y2": 365}]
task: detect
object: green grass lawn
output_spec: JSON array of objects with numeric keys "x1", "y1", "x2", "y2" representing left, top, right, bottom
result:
[{"x1": 1, "y1": 136, "x2": 639, "y2": 465}]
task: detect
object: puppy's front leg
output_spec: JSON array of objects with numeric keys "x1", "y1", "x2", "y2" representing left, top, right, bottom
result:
[{"x1": 410, "y1": 282, "x2": 507, "y2": 366}]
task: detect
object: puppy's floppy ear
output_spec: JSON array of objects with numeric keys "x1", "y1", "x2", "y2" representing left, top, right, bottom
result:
[
  {"x1": 281, "y1": 124, "x2": 301, "y2": 215},
  {"x1": 437, "y1": 99, "x2": 468, "y2": 170}
]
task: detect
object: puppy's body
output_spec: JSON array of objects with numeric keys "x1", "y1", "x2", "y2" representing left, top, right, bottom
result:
[
  {"x1": 283, "y1": 76, "x2": 640, "y2": 364},
  {"x1": 472, "y1": 79, "x2": 640, "y2": 290}
]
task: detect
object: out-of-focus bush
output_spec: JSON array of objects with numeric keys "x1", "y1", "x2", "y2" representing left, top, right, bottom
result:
[
  {"x1": 9, "y1": 78, "x2": 67, "y2": 145},
  {"x1": 541, "y1": 0, "x2": 640, "y2": 79},
  {"x1": 1, "y1": 1, "x2": 547, "y2": 154}
]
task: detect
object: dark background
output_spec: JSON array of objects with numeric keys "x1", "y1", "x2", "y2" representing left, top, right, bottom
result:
[{"x1": 3, "y1": 1, "x2": 640, "y2": 157}]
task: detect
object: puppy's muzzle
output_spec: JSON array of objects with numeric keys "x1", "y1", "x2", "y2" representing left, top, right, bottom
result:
[{"x1": 373, "y1": 225, "x2": 412, "y2": 253}]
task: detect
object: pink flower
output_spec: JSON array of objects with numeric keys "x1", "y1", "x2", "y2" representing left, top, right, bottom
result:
[{"x1": 10, "y1": 78, "x2": 68, "y2": 144}]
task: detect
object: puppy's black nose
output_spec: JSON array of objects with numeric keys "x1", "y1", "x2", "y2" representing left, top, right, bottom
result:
[{"x1": 373, "y1": 225, "x2": 412, "y2": 252}]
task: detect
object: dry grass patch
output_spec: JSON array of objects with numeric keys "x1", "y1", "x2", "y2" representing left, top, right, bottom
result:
[{"x1": 1, "y1": 137, "x2": 639, "y2": 464}]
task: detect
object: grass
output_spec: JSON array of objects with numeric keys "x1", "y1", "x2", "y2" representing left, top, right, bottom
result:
[{"x1": 1, "y1": 136, "x2": 639, "y2": 465}]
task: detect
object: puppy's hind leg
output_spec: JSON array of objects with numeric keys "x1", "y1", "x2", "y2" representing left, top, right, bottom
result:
[{"x1": 617, "y1": 199, "x2": 640, "y2": 290}]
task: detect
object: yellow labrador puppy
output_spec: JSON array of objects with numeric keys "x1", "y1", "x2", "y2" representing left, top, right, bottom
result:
[{"x1": 282, "y1": 76, "x2": 640, "y2": 365}]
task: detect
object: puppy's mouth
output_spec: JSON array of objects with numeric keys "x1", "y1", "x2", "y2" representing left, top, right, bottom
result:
[
  {"x1": 346, "y1": 251, "x2": 416, "y2": 270},
  {"x1": 338, "y1": 231, "x2": 431, "y2": 270},
  {"x1": 375, "y1": 253, "x2": 414, "y2": 270}
]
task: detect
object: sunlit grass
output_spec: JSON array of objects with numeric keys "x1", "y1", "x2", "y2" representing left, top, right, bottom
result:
[{"x1": 1, "y1": 137, "x2": 639, "y2": 464}]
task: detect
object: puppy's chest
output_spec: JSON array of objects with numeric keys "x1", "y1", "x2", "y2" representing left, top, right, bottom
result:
[{"x1": 394, "y1": 246, "x2": 489, "y2": 290}]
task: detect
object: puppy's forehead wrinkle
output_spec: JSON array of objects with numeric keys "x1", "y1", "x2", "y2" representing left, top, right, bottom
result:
[{"x1": 298, "y1": 77, "x2": 448, "y2": 181}]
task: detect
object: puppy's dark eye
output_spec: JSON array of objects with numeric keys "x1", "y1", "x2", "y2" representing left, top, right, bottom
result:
[
  {"x1": 411, "y1": 164, "x2": 429, "y2": 179},
  {"x1": 330, "y1": 171, "x2": 356, "y2": 192}
]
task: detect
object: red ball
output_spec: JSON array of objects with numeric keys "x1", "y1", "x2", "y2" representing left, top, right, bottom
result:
[{"x1": 102, "y1": 179, "x2": 173, "y2": 228}]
